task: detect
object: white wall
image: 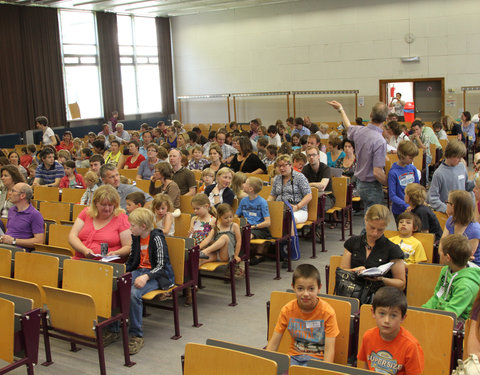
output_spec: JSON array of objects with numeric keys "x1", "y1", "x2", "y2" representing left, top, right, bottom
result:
[{"x1": 171, "y1": 0, "x2": 480, "y2": 124}]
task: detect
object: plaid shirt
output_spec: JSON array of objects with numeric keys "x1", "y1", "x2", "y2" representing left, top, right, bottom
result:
[{"x1": 188, "y1": 158, "x2": 209, "y2": 170}]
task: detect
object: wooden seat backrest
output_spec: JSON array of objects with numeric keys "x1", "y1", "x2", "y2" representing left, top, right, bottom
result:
[
  {"x1": 206, "y1": 338, "x2": 290, "y2": 375},
  {"x1": 289, "y1": 366, "x2": 345, "y2": 375},
  {"x1": 76, "y1": 167, "x2": 88, "y2": 176},
  {"x1": 406, "y1": 263, "x2": 443, "y2": 307},
  {"x1": 0, "y1": 277, "x2": 42, "y2": 309},
  {"x1": 307, "y1": 187, "x2": 318, "y2": 222},
  {"x1": 385, "y1": 154, "x2": 399, "y2": 177},
  {"x1": 268, "y1": 201, "x2": 285, "y2": 239},
  {"x1": 72, "y1": 204, "x2": 87, "y2": 220},
  {"x1": 358, "y1": 304, "x2": 453, "y2": 375},
  {"x1": 198, "y1": 124, "x2": 210, "y2": 137},
  {"x1": 0, "y1": 247, "x2": 11, "y2": 277},
  {"x1": 49, "y1": 224, "x2": 74, "y2": 250},
  {"x1": 413, "y1": 148, "x2": 423, "y2": 171},
  {"x1": 119, "y1": 168, "x2": 138, "y2": 181},
  {"x1": 34, "y1": 186, "x2": 59, "y2": 202},
  {"x1": 306, "y1": 359, "x2": 377, "y2": 374},
  {"x1": 331, "y1": 177, "x2": 348, "y2": 208},
  {"x1": 430, "y1": 143, "x2": 437, "y2": 165},
  {"x1": 135, "y1": 179, "x2": 150, "y2": 194},
  {"x1": 383, "y1": 231, "x2": 435, "y2": 263},
  {"x1": 434, "y1": 211, "x2": 448, "y2": 231},
  {"x1": 39, "y1": 201, "x2": 71, "y2": 223},
  {"x1": 43, "y1": 286, "x2": 97, "y2": 338},
  {"x1": 328, "y1": 256, "x2": 343, "y2": 295},
  {"x1": 0, "y1": 297, "x2": 14, "y2": 362},
  {"x1": 61, "y1": 188, "x2": 86, "y2": 204},
  {"x1": 268, "y1": 291, "x2": 351, "y2": 365},
  {"x1": 166, "y1": 237, "x2": 185, "y2": 285},
  {"x1": 259, "y1": 185, "x2": 272, "y2": 199},
  {"x1": 62, "y1": 259, "x2": 113, "y2": 319},
  {"x1": 439, "y1": 139, "x2": 448, "y2": 152},
  {"x1": 180, "y1": 195, "x2": 194, "y2": 215},
  {"x1": 14, "y1": 252, "x2": 59, "y2": 289},
  {"x1": 184, "y1": 342, "x2": 277, "y2": 375},
  {"x1": 34, "y1": 244, "x2": 74, "y2": 257},
  {"x1": 463, "y1": 319, "x2": 472, "y2": 360},
  {"x1": 174, "y1": 213, "x2": 191, "y2": 238}
]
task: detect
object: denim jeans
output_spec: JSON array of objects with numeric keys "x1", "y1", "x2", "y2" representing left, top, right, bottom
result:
[
  {"x1": 129, "y1": 269, "x2": 160, "y2": 337},
  {"x1": 357, "y1": 180, "x2": 384, "y2": 211},
  {"x1": 290, "y1": 354, "x2": 314, "y2": 366}
]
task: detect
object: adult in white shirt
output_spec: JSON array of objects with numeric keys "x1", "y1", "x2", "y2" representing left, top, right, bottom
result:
[
  {"x1": 114, "y1": 123, "x2": 131, "y2": 143},
  {"x1": 306, "y1": 134, "x2": 328, "y2": 165},
  {"x1": 267, "y1": 125, "x2": 282, "y2": 147},
  {"x1": 384, "y1": 120, "x2": 410, "y2": 152},
  {"x1": 203, "y1": 129, "x2": 237, "y2": 164},
  {"x1": 35, "y1": 116, "x2": 57, "y2": 146}
]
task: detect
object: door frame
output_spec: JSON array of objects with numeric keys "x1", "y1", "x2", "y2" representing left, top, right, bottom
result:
[{"x1": 379, "y1": 77, "x2": 445, "y2": 118}]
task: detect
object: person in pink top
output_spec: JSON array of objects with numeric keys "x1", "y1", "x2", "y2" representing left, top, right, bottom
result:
[{"x1": 68, "y1": 184, "x2": 131, "y2": 260}]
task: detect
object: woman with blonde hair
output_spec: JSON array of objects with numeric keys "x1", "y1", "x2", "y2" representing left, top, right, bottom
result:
[
  {"x1": 340, "y1": 204, "x2": 406, "y2": 290},
  {"x1": 69, "y1": 184, "x2": 131, "y2": 259},
  {"x1": 204, "y1": 167, "x2": 234, "y2": 207}
]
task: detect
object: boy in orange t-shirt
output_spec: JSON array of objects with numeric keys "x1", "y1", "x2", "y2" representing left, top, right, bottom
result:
[
  {"x1": 266, "y1": 264, "x2": 339, "y2": 366},
  {"x1": 358, "y1": 286, "x2": 424, "y2": 374}
]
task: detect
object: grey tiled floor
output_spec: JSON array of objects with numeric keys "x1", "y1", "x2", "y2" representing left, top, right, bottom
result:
[{"x1": 4, "y1": 211, "x2": 397, "y2": 374}]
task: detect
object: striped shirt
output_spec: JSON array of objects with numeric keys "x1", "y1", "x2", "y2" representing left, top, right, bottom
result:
[{"x1": 35, "y1": 161, "x2": 65, "y2": 185}]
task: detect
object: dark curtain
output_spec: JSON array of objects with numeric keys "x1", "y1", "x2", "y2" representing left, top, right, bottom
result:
[
  {"x1": 96, "y1": 12, "x2": 124, "y2": 121},
  {"x1": 0, "y1": 4, "x2": 66, "y2": 133},
  {"x1": 21, "y1": 6, "x2": 66, "y2": 130},
  {"x1": 156, "y1": 17, "x2": 175, "y2": 115},
  {"x1": 0, "y1": 5, "x2": 29, "y2": 133}
]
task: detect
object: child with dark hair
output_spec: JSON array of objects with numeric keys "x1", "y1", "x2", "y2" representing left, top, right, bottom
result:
[
  {"x1": 358, "y1": 286, "x2": 424, "y2": 374},
  {"x1": 266, "y1": 264, "x2": 339, "y2": 366},
  {"x1": 423, "y1": 234, "x2": 480, "y2": 320},
  {"x1": 59, "y1": 160, "x2": 86, "y2": 189},
  {"x1": 125, "y1": 191, "x2": 146, "y2": 214},
  {"x1": 388, "y1": 212, "x2": 427, "y2": 266}
]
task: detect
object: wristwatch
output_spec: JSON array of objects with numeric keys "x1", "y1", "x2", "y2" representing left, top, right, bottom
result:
[{"x1": 12, "y1": 238, "x2": 16, "y2": 246}]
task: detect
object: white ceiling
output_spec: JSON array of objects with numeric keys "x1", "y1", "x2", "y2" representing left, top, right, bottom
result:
[{"x1": 4, "y1": 0, "x2": 301, "y2": 17}]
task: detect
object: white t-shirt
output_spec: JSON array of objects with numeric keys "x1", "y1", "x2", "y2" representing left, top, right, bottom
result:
[
  {"x1": 268, "y1": 134, "x2": 281, "y2": 147},
  {"x1": 42, "y1": 127, "x2": 55, "y2": 145}
]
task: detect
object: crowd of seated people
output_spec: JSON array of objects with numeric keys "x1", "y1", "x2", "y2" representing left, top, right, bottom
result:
[{"x1": 3, "y1": 105, "x2": 479, "y2": 362}]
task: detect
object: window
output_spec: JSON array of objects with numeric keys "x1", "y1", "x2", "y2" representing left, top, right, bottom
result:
[
  {"x1": 59, "y1": 10, "x2": 102, "y2": 120},
  {"x1": 117, "y1": 15, "x2": 162, "y2": 115}
]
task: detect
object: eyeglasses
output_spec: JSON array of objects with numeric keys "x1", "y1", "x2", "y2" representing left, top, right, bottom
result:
[
  {"x1": 307, "y1": 153, "x2": 318, "y2": 158},
  {"x1": 445, "y1": 201, "x2": 452, "y2": 205}
]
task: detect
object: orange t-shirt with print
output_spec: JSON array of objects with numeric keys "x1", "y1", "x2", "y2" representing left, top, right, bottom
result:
[
  {"x1": 274, "y1": 298, "x2": 339, "y2": 359},
  {"x1": 358, "y1": 326, "x2": 424, "y2": 375},
  {"x1": 139, "y1": 235, "x2": 151, "y2": 269}
]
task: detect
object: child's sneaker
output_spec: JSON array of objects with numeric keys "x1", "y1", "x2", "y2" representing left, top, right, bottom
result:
[{"x1": 129, "y1": 336, "x2": 144, "y2": 355}]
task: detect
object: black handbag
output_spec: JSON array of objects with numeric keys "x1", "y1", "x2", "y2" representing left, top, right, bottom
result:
[{"x1": 334, "y1": 268, "x2": 382, "y2": 305}]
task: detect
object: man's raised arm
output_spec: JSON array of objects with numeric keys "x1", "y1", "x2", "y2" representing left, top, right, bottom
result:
[{"x1": 326, "y1": 101, "x2": 352, "y2": 129}]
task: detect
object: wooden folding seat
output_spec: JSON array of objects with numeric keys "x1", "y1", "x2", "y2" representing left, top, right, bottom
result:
[
  {"x1": 198, "y1": 219, "x2": 253, "y2": 306},
  {"x1": 434, "y1": 211, "x2": 448, "y2": 231},
  {"x1": 174, "y1": 213, "x2": 192, "y2": 238},
  {"x1": 180, "y1": 194, "x2": 195, "y2": 214},
  {"x1": 0, "y1": 294, "x2": 41, "y2": 375},
  {"x1": 142, "y1": 237, "x2": 201, "y2": 339},
  {"x1": 325, "y1": 177, "x2": 353, "y2": 241},
  {"x1": 72, "y1": 204, "x2": 87, "y2": 220},
  {"x1": 61, "y1": 187, "x2": 86, "y2": 204},
  {"x1": 76, "y1": 167, "x2": 88, "y2": 176},
  {"x1": 42, "y1": 259, "x2": 134, "y2": 375},
  {"x1": 383, "y1": 230, "x2": 435, "y2": 263},
  {"x1": 118, "y1": 168, "x2": 138, "y2": 181},
  {"x1": 198, "y1": 124, "x2": 210, "y2": 137},
  {"x1": 33, "y1": 186, "x2": 60, "y2": 202},
  {"x1": 289, "y1": 366, "x2": 346, "y2": 374},
  {"x1": 210, "y1": 123, "x2": 227, "y2": 132},
  {"x1": 306, "y1": 359, "x2": 377, "y2": 374},
  {"x1": 325, "y1": 255, "x2": 343, "y2": 295},
  {"x1": 0, "y1": 247, "x2": 11, "y2": 277},
  {"x1": 267, "y1": 291, "x2": 352, "y2": 365},
  {"x1": 184, "y1": 343, "x2": 277, "y2": 375},
  {"x1": 296, "y1": 188, "x2": 322, "y2": 258},
  {"x1": 39, "y1": 201, "x2": 71, "y2": 223},
  {"x1": 246, "y1": 173, "x2": 270, "y2": 183},
  {"x1": 259, "y1": 185, "x2": 272, "y2": 199},
  {"x1": 206, "y1": 338, "x2": 290, "y2": 375},
  {"x1": 14, "y1": 252, "x2": 59, "y2": 291},
  {"x1": 406, "y1": 263, "x2": 443, "y2": 307},
  {"x1": 358, "y1": 304, "x2": 454, "y2": 375},
  {"x1": 47, "y1": 224, "x2": 74, "y2": 251},
  {"x1": 192, "y1": 169, "x2": 202, "y2": 181},
  {"x1": 0, "y1": 277, "x2": 43, "y2": 309},
  {"x1": 135, "y1": 179, "x2": 150, "y2": 194},
  {"x1": 250, "y1": 201, "x2": 292, "y2": 280}
]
